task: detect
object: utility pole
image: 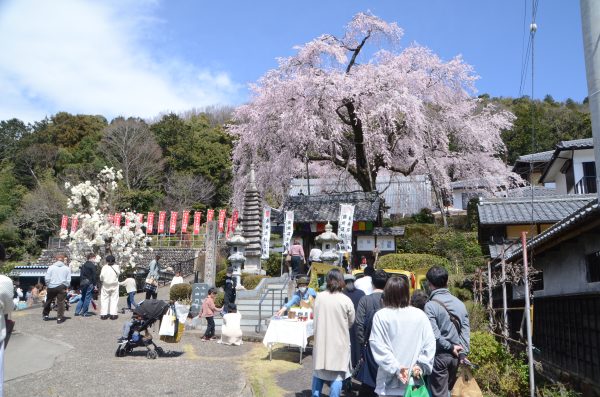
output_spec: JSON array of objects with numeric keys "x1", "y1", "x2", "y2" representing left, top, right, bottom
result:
[
  {"x1": 521, "y1": 232, "x2": 535, "y2": 397},
  {"x1": 581, "y1": 0, "x2": 600, "y2": 199}
]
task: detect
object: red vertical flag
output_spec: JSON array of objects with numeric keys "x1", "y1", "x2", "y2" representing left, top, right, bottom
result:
[
  {"x1": 157, "y1": 211, "x2": 166, "y2": 233},
  {"x1": 169, "y1": 211, "x2": 178, "y2": 234},
  {"x1": 207, "y1": 209, "x2": 215, "y2": 222},
  {"x1": 70, "y1": 215, "x2": 78, "y2": 232},
  {"x1": 225, "y1": 218, "x2": 233, "y2": 239},
  {"x1": 146, "y1": 212, "x2": 155, "y2": 234},
  {"x1": 108, "y1": 214, "x2": 114, "y2": 224},
  {"x1": 181, "y1": 210, "x2": 190, "y2": 233},
  {"x1": 232, "y1": 209, "x2": 239, "y2": 231},
  {"x1": 60, "y1": 215, "x2": 68, "y2": 231},
  {"x1": 193, "y1": 212, "x2": 202, "y2": 235},
  {"x1": 137, "y1": 213, "x2": 144, "y2": 224},
  {"x1": 113, "y1": 213, "x2": 122, "y2": 227},
  {"x1": 125, "y1": 215, "x2": 130, "y2": 227},
  {"x1": 217, "y1": 209, "x2": 226, "y2": 233}
]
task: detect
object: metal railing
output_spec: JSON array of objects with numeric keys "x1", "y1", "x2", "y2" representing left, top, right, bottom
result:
[
  {"x1": 255, "y1": 274, "x2": 290, "y2": 333},
  {"x1": 574, "y1": 175, "x2": 597, "y2": 194}
]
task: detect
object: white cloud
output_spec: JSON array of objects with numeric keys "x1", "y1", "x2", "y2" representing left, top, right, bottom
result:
[{"x1": 0, "y1": 0, "x2": 242, "y2": 121}]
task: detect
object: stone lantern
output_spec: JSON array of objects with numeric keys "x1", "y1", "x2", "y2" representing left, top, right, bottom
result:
[
  {"x1": 314, "y1": 222, "x2": 342, "y2": 265},
  {"x1": 226, "y1": 225, "x2": 248, "y2": 289}
]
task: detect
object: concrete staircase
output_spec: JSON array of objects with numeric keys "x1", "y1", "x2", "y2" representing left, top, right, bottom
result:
[{"x1": 214, "y1": 275, "x2": 290, "y2": 334}]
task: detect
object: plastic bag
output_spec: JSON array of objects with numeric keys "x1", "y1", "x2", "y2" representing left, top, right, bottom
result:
[
  {"x1": 404, "y1": 373, "x2": 429, "y2": 397},
  {"x1": 174, "y1": 302, "x2": 190, "y2": 323},
  {"x1": 159, "y1": 308, "x2": 176, "y2": 336},
  {"x1": 451, "y1": 367, "x2": 483, "y2": 397}
]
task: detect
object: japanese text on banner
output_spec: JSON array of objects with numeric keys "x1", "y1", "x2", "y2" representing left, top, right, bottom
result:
[
  {"x1": 157, "y1": 211, "x2": 166, "y2": 234},
  {"x1": 113, "y1": 213, "x2": 122, "y2": 227},
  {"x1": 261, "y1": 206, "x2": 271, "y2": 259},
  {"x1": 232, "y1": 209, "x2": 239, "y2": 230},
  {"x1": 283, "y1": 211, "x2": 294, "y2": 253},
  {"x1": 217, "y1": 209, "x2": 226, "y2": 233},
  {"x1": 147, "y1": 212, "x2": 155, "y2": 234},
  {"x1": 169, "y1": 211, "x2": 178, "y2": 234},
  {"x1": 337, "y1": 204, "x2": 355, "y2": 253},
  {"x1": 207, "y1": 209, "x2": 215, "y2": 222},
  {"x1": 193, "y1": 212, "x2": 202, "y2": 235},
  {"x1": 70, "y1": 215, "x2": 78, "y2": 232},
  {"x1": 181, "y1": 211, "x2": 190, "y2": 233},
  {"x1": 60, "y1": 215, "x2": 68, "y2": 231},
  {"x1": 226, "y1": 218, "x2": 233, "y2": 239}
]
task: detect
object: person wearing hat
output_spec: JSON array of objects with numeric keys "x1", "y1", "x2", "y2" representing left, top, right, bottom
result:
[
  {"x1": 222, "y1": 267, "x2": 237, "y2": 314},
  {"x1": 343, "y1": 274, "x2": 365, "y2": 373},
  {"x1": 99, "y1": 255, "x2": 121, "y2": 320},
  {"x1": 275, "y1": 277, "x2": 317, "y2": 316}
]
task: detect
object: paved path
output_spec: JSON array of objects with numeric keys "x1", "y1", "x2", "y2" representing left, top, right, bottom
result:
[{"x1": 5, "y1": 287, "x2": 254, "y2": 397}]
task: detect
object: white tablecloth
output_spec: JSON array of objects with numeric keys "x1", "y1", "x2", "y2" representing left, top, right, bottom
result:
[{"x1": 262, "y1": 318, "x2": 314, "y2": 349}]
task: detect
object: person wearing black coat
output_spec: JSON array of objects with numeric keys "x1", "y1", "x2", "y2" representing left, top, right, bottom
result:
[
  {"x1": 223, "y1": 267, "x2": 236, "y2": 314},
  {"x1": 75, "y1": 253, "x2": 97, "y2": 317}
]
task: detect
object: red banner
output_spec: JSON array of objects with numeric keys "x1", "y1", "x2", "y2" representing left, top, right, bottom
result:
[
  {"x1": 113, "y1": 213, "x2": 121, "y2": 227},
  {"x1": 218, "y1": 209, "x2": 226, "y2": 233},
  {"x1": 181, "y1": 210, "x2": 190, "y2": 233},
  {"x1": 225, "y1": 218, "x2": 233, "y2": 239},
  {"x1": 169, "y1": 211, "x2": 178, "y2": 234},
  {"x1": 137, "y1": 213, "x2": 144, "y2": 224},
  {"x1": 158, "y1": 211, "x2": 166, "y2": 234},
  {"x1": 146, "y1": 212, "x2": 155, "y2": 234},
  {"x1": 207, "y1": 209, "x2": 215, "y2": 222},
  {"x1": 70, "y1": 215, "x2": 78, "y2": 232},
  {"x1": 193, "y1": 212, "x2": 202, "y2": 235},
  {"x1": 232, "y1": 209, "x2": 239, "y2": 231},
  {"x1": 60, "y1": 215, "x2": 68, "y2": 231},
  {"x1": 125, "y1": 215, "x2": 130, "y2": 227},
  {"x1": 108, "y1": 214, "x2": 114, "y2": 224}
]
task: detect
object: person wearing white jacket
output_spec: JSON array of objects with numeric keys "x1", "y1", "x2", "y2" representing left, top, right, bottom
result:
[
  {"x1": 119, "y1": 277, "x2": 138, "y2": 311},
  {"x1": 369, "y1": 276, "x2": 436, "y2": 396},
  {"x1": 100, "y1": 255, "x2": 121, "y2": 320},
  {"x1": 1, "y1": 274, "x2": 15, "y2": 397}
]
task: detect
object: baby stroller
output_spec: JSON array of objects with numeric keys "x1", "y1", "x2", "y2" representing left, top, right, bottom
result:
[{"x1": 115, "y1": 299, "x2": 169, "y2": 359}]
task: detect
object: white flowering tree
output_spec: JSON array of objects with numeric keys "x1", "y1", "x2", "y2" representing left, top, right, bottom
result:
[{"x1": 60, "y1": 166, "x2": 151, "y2": 271}]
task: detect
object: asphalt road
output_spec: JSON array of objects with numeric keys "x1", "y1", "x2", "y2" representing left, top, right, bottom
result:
[{"x1": 5, "y1": 287, "x2": 253, "y2": 397}]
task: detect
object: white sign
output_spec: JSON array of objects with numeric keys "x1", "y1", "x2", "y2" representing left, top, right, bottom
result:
[
  {"x1": 283, "y1": 211, "x2": 294, "y2": 253},
  {"x1": 261, "y1": 206, "x2": 271, "y2": 260},
  {"x1": 377, "y1": 236, "x2": 395, "y2": 251},
  {"x1": 337, "y1": 204, "x2": 355, "y2": 253},
  {"x1": 357, "y1": 236, "x2": 375, "y2": 251}
]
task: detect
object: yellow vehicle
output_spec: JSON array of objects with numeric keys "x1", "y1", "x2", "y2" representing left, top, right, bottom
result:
[
  {"x1": 310, "y1": 262, "x2": 346, "y2": 291},
  {"x1": 352, "y1": 268, "x2": 420, "y2": 295}
]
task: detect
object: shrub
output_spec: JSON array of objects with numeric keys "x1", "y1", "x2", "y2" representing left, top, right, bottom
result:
[
  {"x1": 214, "y1": 291, "x2": 224, "y2": 307},
  {"x1": 412, "y1": 208, "x2": 434, "y2": 224},
  {"x1": 241, "y1": 274, "x2": 266, "y2": 290},
  {"x1": 215, "y1": 269, "x2": 227, "y2": 288},
  {"x1": 377, "y1": 253, "x2": 451, "y2": 272},
  {"x1": 170, "y1": 283, "x2": 192, "y2": 301},
  {"x1": 538, "y1": 384, "x2": 581, "y2": 397},
  {"x1": 469, "y1": 331, "x2": 529, "y2": 396},
  {"x1": 449, "y1": 286, "x2": 473, "y2": 301},
  {"x1": 464, "y1": 301, "x2": 488, "y2": 332},
  {"x1": 263, "y1": 253, "x2": 283, "y2": 277}
]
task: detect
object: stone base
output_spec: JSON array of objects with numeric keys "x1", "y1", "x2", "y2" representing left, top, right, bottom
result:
[{"x1": 242, "y1": 255, "x2": 262, "y2": 274}]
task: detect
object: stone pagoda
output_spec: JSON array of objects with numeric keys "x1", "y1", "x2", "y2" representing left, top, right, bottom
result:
[{"x1": 240, "y1": 166, "x2": 263, "y2": 274}]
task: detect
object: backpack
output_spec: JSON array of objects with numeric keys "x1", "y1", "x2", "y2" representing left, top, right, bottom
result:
[{"x1": 431, "y1": 298, "x2": 462, "y2": 335}]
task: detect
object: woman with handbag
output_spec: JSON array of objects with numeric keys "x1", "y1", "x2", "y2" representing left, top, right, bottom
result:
[
  {"x1": 288, "y1": 239, "x2": 305, "y2": 278},
  {"x1": 369, "y1": 276, "x2": 436, "y2": 396},
  {"x1": 99, "y1": 255, "x2": 121, "y2": 320}
]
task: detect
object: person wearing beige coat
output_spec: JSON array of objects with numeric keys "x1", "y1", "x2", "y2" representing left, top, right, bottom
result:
[{"x1": 311, "y1": 268, "x2": 356, "y2": 397}]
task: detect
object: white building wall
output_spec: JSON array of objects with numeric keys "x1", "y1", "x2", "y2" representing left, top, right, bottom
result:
[{"x1": 572, "y1": 149, "x2": 596, "y2": 186}]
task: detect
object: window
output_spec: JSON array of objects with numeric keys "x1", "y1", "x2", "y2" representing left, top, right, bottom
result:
[{"x1": 585, "y1": 251, "x2": 600, "y2": 282}]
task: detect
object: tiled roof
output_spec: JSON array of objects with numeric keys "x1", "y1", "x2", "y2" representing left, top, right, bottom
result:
[
  {"x1": 515, "y1": 150, "x2": 554, "y2": 163},
  {"x1": 372, "y1": 226, "x2": 405, "y2": 236},
  {"x1": 478, "y1": 195, "x2": 595, "y2": 225},
  {"x1": 556, "y1": 138, "x2": 593, "y2": 150},
  {"x1": 277, "y1": 192, "x2": 381, "y2": 223},
  {"x1": 506, "y1": 199, "x2": 600, "y2": 261},
  {"x1": 505, "y1": 186, "x2": 557, "y2": 197}
]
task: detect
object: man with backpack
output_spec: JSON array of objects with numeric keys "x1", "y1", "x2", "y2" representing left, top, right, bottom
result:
[{"x1": 424, "y1": 266, "x2": 470, "y2": 397}]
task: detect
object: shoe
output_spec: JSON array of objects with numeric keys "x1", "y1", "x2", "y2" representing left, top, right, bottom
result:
[
  {"x1": 82, "y1": 313, "x2": 93, "y2": 317},
  {"x1": 117, "y1": 337, "x2": 127, "y2": 343},
  {"x1": 43, "y1": 315, "x2": 50, "y2": 321},
  {"x1": 200, "y1": 336, "x2": 209, "y2": 341},
  {"x1": 74, "y1": 312, "x2": 80, "y2": 316},
  {"x1": 100, "y1": 315, "x2": 108, "y2": 320},
  {"x1": 110, "y1": 315, "x2": 118, "y2": 320},
  {"x1": 57, "y1": 317, "x2": 66, "y2": 324},
  {"x1": 210, "y1": 336, "x2": 218, "y2": 340}
]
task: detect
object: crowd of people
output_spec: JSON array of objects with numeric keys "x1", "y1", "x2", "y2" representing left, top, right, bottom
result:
[{"x1": 306, "y1": 265, "x2": 470, "y2": 397}]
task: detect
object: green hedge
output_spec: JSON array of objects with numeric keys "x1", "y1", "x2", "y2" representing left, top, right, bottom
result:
[
  {"x1": 262, "y1": 253, "x2": 283, "y2": 277},
  {"x1": 376, "y1": 253, "x2": 451, "y2": 272},
  {"x1": 241, "y1": 274, "x2": 266, "y2": 290},
  {"x1": 170, "y1": 283, "x2": 192, "y2": 301},
  {"x1": 215, "y1": 269, "x2": 227, "y2": 288}
]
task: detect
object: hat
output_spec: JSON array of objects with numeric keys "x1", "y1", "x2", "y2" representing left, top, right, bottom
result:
[
  {"x1": 105, "y1": 255, "x2": 115, "y2": 263},
  {"x1": 344, "y1": 274, "x2": 355, "y2": 282},
  {"x1": 296, "y1": 276, "x2": 309, "y2": 285}
]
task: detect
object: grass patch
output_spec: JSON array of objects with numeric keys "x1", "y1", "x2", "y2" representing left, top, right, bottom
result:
[{"x1": 239, "y1": 343, "x2": 304, "y2": 397}]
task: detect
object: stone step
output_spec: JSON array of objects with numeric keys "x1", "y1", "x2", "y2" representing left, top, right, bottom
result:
[{"x1": 234, "y1": 298, "x2": 287, "y2": 307}]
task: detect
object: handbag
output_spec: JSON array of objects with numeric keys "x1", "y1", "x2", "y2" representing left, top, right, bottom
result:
[
  {"x1": 451, "y1": 367, "x2": 483, "y2": 397},
  {"x1": 159, "y1": 308, "x2": 176, "y2": 336},
  {"x1": 145, "y1": 276, "x2": 158, "y2": 286},
  {"x1": 285, "y1": 254, "x2": 291, "y2": 262},
  {"x1": 404, "y1": 371, "x2": 429, "y2": 397}
]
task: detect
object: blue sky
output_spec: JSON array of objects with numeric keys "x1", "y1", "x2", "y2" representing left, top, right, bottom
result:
[{"x1": 0, "y1": 0, "x2": 587, "y2": 121}]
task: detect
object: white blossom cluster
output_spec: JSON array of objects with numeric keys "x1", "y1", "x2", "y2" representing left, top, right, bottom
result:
[{"x1": 61, "y1": 168, "x2": 150, "y2": 272}]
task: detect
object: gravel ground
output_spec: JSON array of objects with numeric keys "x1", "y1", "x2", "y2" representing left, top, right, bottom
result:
[{"x1": 5, "y1": 287, "x2": 253, "y2": 397}]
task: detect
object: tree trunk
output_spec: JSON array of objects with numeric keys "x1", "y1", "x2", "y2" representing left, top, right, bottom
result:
[{"x1": 344, "y1": 101, "x2": 375, "y2": 192}]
